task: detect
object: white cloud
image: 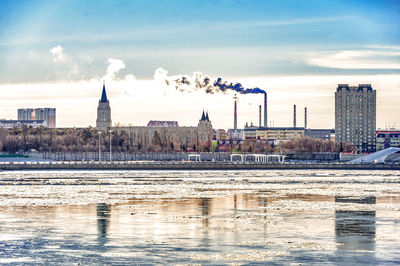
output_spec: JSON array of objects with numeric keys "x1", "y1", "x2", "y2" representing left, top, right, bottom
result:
[
  {"x1": 308, "y1": 48, "x2": 400, "y2": 69},
  {"x1": 50, "y1": 45, "x2": 65, "y2": 62},
  {"x1": 104, "y1": 58, "x2": 125, "y2": 80}
]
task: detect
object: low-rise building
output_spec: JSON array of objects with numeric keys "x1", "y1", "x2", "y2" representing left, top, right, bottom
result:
[
  {"x1": 305, "y1": 129, "x2": 335, "y2": 141},
  {"x1": 376, "y1": 130, "x2": 400, "y2": 150},
  {"x1": 243, "y1": 127, "x2": 305, "y2": 141},
  {"x1": 0, "y1": 120, "x2": 47, "y2": 129}
]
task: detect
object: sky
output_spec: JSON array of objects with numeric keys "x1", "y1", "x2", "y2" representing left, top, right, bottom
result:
[{"x1": 0, "y1": 0, "x2": 399, "y2": 129}]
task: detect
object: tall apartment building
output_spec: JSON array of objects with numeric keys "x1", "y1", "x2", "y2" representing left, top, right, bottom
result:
[
  {"x1": 335, "y1": 84, "x2": 376, "y2": 152},
  {"x1": 17, "y1": 108, "x2": 56, "y2": 128}
]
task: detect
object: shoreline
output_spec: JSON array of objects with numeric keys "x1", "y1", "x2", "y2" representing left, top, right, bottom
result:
[{"x1": 0, "y1": 161, "x2": 399, "y2": 171}]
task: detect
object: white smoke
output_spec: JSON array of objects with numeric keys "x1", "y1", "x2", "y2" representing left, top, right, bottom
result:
[{"x1": 50, "y1": 45, "x2": 65, "y2": 62}]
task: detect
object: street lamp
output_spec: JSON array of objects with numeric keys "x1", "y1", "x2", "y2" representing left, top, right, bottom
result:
[
  {"x1": 98, "y1": 131, "x2": 102, "y2": 162},
  {"x1": 108, "y1": 129, "x2": 113, "y2": 162}
]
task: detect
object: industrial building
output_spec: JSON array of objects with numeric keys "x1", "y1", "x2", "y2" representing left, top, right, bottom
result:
[
  {"x1": 18, "y1": 108, "x2": 56, "y2": 128},
  {"x1": 335, "y1": 84, "x2": 376, "y2": 152}
]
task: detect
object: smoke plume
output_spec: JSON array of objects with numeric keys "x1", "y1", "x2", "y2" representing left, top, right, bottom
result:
[{"x1": 154, "y1": 68, "x2": 266, "y2": 95}]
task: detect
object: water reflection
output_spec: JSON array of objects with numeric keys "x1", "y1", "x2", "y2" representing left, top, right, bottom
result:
[
  {"x1": 335, "y1": 196, "x2": 376, "y2": 263},
  {"x1": 97, "y1": 203, "x2": 111, "y2": 245}
]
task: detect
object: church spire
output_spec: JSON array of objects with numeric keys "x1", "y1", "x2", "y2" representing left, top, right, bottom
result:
[
  {"x1": 205, "y1": 111, "x2": 209, "y2": 121},
  {"x1": 101, "y1": 82, "x2": 108, "y2": 103},
  {"x1": 201, "y1": 110, "x2": 206, "y2": 121}
]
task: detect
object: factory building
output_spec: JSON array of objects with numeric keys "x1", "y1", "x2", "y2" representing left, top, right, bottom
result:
[
  {"x1": 18, "y1": 108, "x2": 56, "y2": 128},
  {"x1": 335, "y1": 84, "x2": 376, "y2": 152}
]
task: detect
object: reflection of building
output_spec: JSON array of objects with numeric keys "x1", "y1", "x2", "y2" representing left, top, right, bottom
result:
[
  {"x1": 376, "y1": 130, "x2": 400, "y2": 150},
  {"x1": 17, "y1": 108, "x2": 56, "y2": 128},
  {"x1": 335, "y1": 84, "x2": 376, "y2": 152},
  {"x1": 96, "y1": 84, "x2": 112, "y2": 129},
  {"x1": 335, "y1": 196, "x2": 376, "y2": 263},
  {"x1": 0, "y1": 120, "x2": 47, "y2": 129},
  {"x1": 97, "y1": 203, "x2": 111, "y2": 242}
]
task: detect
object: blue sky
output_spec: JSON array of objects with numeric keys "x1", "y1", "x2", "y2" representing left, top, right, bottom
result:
[{"x1": 0, "y1": 0, "x2": 399, "y2": 128}]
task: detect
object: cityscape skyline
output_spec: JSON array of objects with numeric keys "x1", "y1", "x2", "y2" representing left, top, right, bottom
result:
[{"x1": 0, "y1": 0, "x2": 399, "y2": 129}]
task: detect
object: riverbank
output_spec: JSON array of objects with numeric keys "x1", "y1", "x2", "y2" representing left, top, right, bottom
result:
[{"x1": 0, "y1": 161, "x2": 399, "y2": 170}]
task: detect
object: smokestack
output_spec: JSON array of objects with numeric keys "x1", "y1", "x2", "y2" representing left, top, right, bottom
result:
[
  {"x1": 264, "y1": 93, "x2": 267, "y2": 127},
  {"x1": 234, "y1": 95, "x2": 238, "y2": 130},
  {"x1": 259, "y1": 105, "x2": 261, "y2": 127},
  {"x1": 293, "y1": 104, "x2": 297, "y2": 128},
  {"x1": 304, "y1": 107, "x2": 307, "y2": 129}
]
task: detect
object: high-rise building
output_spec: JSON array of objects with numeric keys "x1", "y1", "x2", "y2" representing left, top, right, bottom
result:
[
  {"x1": 335, "y1": 84, "x2": 376, "y2": 152},
  {"x1": 96, "y1": 83, "x2": 112, "y2": 129},
  {"x1": 17, "y1": 108, "x2": 56, "y2": 128}
]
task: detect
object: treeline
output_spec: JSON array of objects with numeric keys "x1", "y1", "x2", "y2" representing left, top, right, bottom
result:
[
  {"x1": 0, "y1": 126, "x2": 356, "y2": 154},
  {"x1": 0, "y1": 126, "x2": 210, "y2": 153}
]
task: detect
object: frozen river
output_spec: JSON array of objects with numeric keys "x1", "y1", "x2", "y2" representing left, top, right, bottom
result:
[{"x1": 0, "y1": 170, "x2": 399, "y2": 264}]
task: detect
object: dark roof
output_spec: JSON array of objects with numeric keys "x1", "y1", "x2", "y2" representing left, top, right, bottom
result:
[{"x1": 101, "y1": 84, "x2": 108, "y2": 103}]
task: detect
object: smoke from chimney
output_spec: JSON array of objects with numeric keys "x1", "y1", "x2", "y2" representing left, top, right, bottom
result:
[
  {"x1": 293, "y1": 104, "x2": 297, "y2": 128},
  {"x1": 156, "y1": 68, "x2": 266, "y2": 96}
]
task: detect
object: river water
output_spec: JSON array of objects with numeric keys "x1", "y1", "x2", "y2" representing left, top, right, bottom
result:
[{"x1": 0, "y1": 170, "x2": 399, "y2": 264}]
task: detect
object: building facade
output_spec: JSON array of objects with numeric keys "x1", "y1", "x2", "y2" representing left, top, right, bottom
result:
[
  {"x1": 335, "y1": 84, "x2": 376, "y2": 152},
  {"x1": 305, "y1": 129, "x2": 335, "y2": 141},
  {"x1": 96, "y1": 84, "x2": 112, "y2": 129},
  {"x1": 0, "y1": 120, "x2": 47, "y2": 129},
  {"x1": 95, "y1": 85, "x2": 214, "y2": 151},
  {"x1": 243, "y1": 127, "x2": 305, "y2": 141},
  {"x1": 17, "y1": 108, "x2": 56, "y2": 128},
  {"x1": 376, "y1": 130, "x2": 400, "y2": 150}
]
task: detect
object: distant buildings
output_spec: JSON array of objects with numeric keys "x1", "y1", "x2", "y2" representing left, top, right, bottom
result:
[
  {"x1": 96, "y1": 84, "x2": 214, "y2": 151},
  {"x1": 376, "y1": 130, "x2": 400, "y2": 150},
  {"x1": 335, "y1": 84, "x2": 376, "y2": 152},
  {"x1": 0, "y1": 120, "x2": 46, "y2": 129},
  {"x1": 96, "y1": 83, "x2": 112, "y2": 129},
  {"x1": 18, "y1": 108, "x2": 56, "y2": 128},
  {"x1": 305, "y1": 129, "x2": 335, "y2": 141},
  {"x1": 243, "y1": 126, "x2": 305, "y2": 141}
]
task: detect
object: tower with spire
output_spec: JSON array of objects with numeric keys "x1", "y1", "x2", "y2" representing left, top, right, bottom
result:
[{"x1": 96, "y1": 82, "x2": 112, "y2": 129}]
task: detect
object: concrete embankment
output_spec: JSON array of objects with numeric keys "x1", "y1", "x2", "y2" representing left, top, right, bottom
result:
[{"x1": 0, "y1": 161, "x2": 399, "y2": 170}]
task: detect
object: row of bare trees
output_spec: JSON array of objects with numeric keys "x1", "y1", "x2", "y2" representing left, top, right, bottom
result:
[
  {"x1": 0, "y1": 126, "x2": 355, "y2": 154},
  {"x1": 0, "y1": 126, "x2": 212, "y2": 153}
]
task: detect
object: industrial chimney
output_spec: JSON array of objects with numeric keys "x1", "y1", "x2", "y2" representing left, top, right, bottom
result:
[
  {"x1": 259, "y1": 105, "x2": 261, "y2": 127},
  {"x1": 304, "y1": 107, "x2": 307, "y2": 129},
  {"x1": 293, "y1": 104, "x2": 297, "y2": 128},
  {"x1": 263, "y1": 93, "x2": 267, "y2": 127},
  {"x1": 233, "y1": 95, "x2": 238, "y2": 130}
]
